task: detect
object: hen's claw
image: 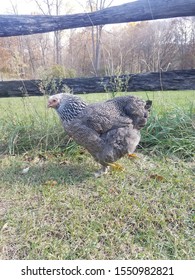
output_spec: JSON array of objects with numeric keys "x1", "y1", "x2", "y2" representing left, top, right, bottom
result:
[
  {"x1": 108, "y1": 162, "x2": 125, "y2": 171},
  {"x1": 128, "y1": 153, "x2": 139, "y2": 159}
]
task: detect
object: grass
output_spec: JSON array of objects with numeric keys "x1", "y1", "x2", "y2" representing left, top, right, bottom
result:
[
  {"x1": 0, "y1": 90, "x2": 195, "y2": 260},
  {"x1": 0, "y1": 90, "x2": 194, "y2": 157}
]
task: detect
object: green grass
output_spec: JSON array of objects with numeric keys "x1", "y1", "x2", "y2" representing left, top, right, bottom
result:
[
  {"x1": 0, "y1": 152, "x2": 194, "y2": 259},
  {"x1": 0, "y1": 90, "x2": 194, "y2": 157},
  {"x1": 0, "y1": 90, "x2": 195, "y2": 260}
]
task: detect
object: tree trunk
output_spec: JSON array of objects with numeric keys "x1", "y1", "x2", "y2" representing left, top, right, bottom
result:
[
  {"x1": 0, "y1": 69, "x2": 195, "y2": 97},
  {"x1": 0, "y1": 0, "x2": 195, "y2": 37}
]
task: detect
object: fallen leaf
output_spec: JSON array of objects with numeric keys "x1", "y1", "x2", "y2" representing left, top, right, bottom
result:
[
  {"x1": 109, "y1": 187, "x2": 120, "y2": 195},
  {"x1": 33, "y1": 156, "x2": 40, "y2": 164},
  {"x1": 38, "y1": 154, "x2": 47, "y2": 160},
  {"x1": 149, "y1": 174, "x2": 165, "y2": 181},
  {"x1": 23, "y1": 153, "x2": 33, "y2": 162},
  {"x1": 44, "y1": 180, "x2": 58, "y2": 187},
  {"x1": 21, "y1": 167, "x2": 30, "y2": 174},
  {"x1": 1, "y1": 223, "x2": 8, "y2": 231},
  {"x1": 59, "y1": 160, "x2": 69, "y2": 165}
]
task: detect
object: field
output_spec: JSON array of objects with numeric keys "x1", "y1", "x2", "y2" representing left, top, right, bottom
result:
[{"x1": 0, "y1": 90, "x2": 195, "y2": 260}]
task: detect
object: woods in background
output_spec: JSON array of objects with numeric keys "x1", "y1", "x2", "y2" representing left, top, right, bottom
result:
[{"x1": 0, "y1": 0, "x2": 195, "y2": 80}]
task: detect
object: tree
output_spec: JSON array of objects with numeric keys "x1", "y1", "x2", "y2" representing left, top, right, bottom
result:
[
  {"x1": 87, "y1": 0, "x2": 113, "y2": 75},
  {"x1": 65, "y1": 29, "x2": 94, "y2": 76},
  {"x1": 73, "y1": 0, "x2": 115, "y2": 76},
  {"x1": 32, "y1": 0, "x2": 64, "y2": 65},
  {"x1": 173, "y1": 18, "x2": 195, "y2": 69}
]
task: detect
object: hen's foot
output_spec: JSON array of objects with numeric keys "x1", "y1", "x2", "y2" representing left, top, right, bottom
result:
[
  {"x1": 94, "y1": 166, "x2": 110, "y2": 178},
  {"x1": 108, "y1": 162, "x2": 125, "y2": 171},
  {"x1": 128, "y1": 153, "x2": 139, "y2": 159}
]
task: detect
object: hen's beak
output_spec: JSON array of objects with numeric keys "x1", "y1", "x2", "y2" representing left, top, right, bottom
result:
[{"x1": 47, "y1": 101, "x2": 53, "y2": 108}]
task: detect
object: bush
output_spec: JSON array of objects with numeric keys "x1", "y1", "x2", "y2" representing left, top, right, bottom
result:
[{"x1": 37, "y1": 65, "x2": 76, "y2": 96}]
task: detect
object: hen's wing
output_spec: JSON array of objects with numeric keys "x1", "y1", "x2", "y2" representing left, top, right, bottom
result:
[
  {"x1": 82, "y1": 96, "x2": 152, "y2": 132},
  {"x1": 63, "y1": 116, "x2": 103, "y2": 154},
  {"x1": 77, "y1": 101, "x2": 132, "y2": 134}
]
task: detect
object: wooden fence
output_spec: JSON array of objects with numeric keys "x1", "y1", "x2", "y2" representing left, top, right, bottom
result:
[{"x1": 0, "y1": 0, "x2": 195, "y2": 96}]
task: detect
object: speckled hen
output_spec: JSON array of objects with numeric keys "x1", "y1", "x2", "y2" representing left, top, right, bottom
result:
[{"x1": 48, "y1": 93, "x2": 152, "y2": 177}]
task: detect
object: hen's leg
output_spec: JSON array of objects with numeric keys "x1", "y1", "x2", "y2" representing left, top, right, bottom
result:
[{"x1": 127, "y1": 133, "x2": 140, "y2": 159}]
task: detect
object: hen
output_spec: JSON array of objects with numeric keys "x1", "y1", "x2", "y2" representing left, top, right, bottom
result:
[{"x1": 48, "y1": 93, "x2": 152, "y2": 177}]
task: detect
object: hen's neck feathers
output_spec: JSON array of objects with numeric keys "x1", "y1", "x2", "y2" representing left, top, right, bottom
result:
[{"x1": 56, "y1": 96, "x2": 87, "y2": 123}]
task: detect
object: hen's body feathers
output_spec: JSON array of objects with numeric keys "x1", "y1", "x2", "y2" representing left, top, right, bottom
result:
[{"x1": 48, "y1": 93, "x2": 152, "y2": 175}]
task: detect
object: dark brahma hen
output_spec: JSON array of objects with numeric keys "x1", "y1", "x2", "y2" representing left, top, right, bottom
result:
[{"x1": 48, "y1": 93, "x2": 152, "y2": 177}]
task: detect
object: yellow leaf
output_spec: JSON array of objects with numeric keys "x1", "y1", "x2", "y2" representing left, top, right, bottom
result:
[
  {"x1": 149, "y1": 174, "x2": 165, "y2": 181},
  {"x1": 44, "y1": 180, "x2": 58, "y2": 187}
]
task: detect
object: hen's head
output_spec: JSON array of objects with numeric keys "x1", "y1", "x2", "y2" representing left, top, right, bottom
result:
[
  {"x1": 48, "y1": 93, "x2": 65, "y2": 109},
  {"x1": 48, "y1": 93, "x2": 87, "y2": 122}
]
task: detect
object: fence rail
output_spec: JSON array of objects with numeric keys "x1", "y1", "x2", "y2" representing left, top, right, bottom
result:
[
  {"x1": 0, "y1": 70, "x2": 195, "y2": 97},
  {"x1": 0, "y1": 0, "x2": 195, "y2": 37}
]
